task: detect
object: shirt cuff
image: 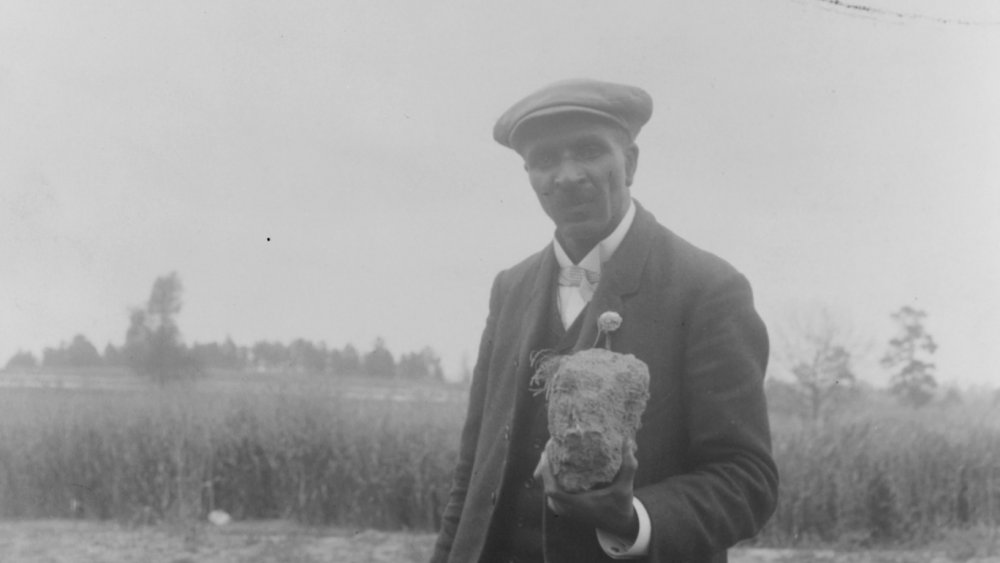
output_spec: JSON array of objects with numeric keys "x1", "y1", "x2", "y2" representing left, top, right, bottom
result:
[{"x1": 595, "y1": 497, "x2": 651, "y2": 559}]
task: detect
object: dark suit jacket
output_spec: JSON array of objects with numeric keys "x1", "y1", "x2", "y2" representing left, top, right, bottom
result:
[{"x1": 432, "y1": 202, "x2": 778, "y2": 563}]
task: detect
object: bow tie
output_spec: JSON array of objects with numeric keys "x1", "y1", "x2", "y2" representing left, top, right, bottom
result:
[
  {"x1": 559, "y1": 265, "x2": 601, "y2": 286},
  {"x1": 559, "y1": 265, "x2": 601, "y2": 301}
]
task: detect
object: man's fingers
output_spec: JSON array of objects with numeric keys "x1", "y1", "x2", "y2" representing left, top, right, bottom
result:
[
  {"x1": 535, "y1": 452, "x2": 570, "y2": 515},
  {"x1": 615, "y1": 439, "x2": 639, "y2": 483},
  {"x1": 547, "y1": 489, "x2": 574, "y2": 515},
  {"x1": 534, "y1": 451, "x2": 560, "y2": 493},
  {"x1": 532, "y1": 450, "x2": 548, "y2": 481}
]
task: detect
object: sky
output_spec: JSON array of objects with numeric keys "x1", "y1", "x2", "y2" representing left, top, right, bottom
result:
[{"x1": 2, "y1": 0, "x2": 998, "y2": 387}]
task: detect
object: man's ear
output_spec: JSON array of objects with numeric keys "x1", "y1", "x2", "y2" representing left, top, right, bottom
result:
[{"x1": 624, "y1": 143, "x2": 639, "y2": 187}]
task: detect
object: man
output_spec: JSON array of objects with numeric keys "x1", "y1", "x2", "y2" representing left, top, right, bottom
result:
[{"x1": 432, "y1": 79, "x2": 778, "y2": 563}]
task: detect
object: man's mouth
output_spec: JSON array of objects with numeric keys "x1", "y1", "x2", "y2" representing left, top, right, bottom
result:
[
  {"x1": 563, "y1": 200, "x2": 593, "y2": 212},
  {"x1": 552, "y1": 194, "x2": 592, "y2": 208}
]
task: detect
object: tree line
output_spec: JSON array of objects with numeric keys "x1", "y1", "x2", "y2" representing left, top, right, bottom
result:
[
  {"x1": 3, "y1": 273, "x2": 444, "y2": 382},
  {"x1": 2, "y1": 272, "x2": 951, "y2": 407}
]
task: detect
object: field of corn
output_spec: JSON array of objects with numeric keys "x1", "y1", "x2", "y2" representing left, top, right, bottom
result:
[{"x1": 0, "y1": 371, "x2": 998, "y2": 553}]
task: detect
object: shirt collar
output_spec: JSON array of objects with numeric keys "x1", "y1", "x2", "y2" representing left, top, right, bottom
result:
[{"x1": 553, "y1": 199, "x2": 636, "y2": 272}]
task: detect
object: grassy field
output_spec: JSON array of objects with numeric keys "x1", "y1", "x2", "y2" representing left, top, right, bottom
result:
[
  {"x1": 3, "y1": 520, "x2": 999, "y2": 563},
  {"x1": 763, "y1": 399, "x2": 1000, "y2": 550},
  {"x1": 0, "y1": 370, "x2": 998, "y2": 555},
  {"x1": 0, "y1": 373, "x2": 464, "y2": 532}
]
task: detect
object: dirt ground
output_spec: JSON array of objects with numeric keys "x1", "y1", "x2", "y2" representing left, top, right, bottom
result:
[{"x1": 0, "y1": 520, "x2": 997, "y2": 563}]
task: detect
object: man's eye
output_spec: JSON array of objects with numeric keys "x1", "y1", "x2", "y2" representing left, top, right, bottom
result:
[
  {"x1": 576, "y1": 143, "x2": 603, "y2": 159},
  {"x1": 530, "y1": 154, "x2": 555, "y2": 168}
]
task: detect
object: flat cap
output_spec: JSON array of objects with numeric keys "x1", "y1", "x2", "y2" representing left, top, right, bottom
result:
[{"x1": 493, "y1": 78, "x2": 653, "y2": 149}]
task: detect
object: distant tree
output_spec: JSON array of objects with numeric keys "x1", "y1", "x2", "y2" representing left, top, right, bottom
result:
[
  {"x1": 425, "y1": 347, "x2": 445, "y2": 381},
  {"x1": 398, "y1": 347, "x2": 445, "y2": 380},
  {"x1": 123, "y1": 309, "x2": 151, "y2": 368},
  {"x1": 328, "y1": 348, "x2": 345, "y2": 375},
  {"x1": 423, "y1": 347, "x2": 445, "y2": 380},
  {"x1": 764, "y1": 378, "x2": 811, "y2": 419},
  {"x1": 65, "y1": 334, "x2": 102, "y2": 367},
  {"x1": 103, "y1": 343, "x2": 125, "y2": 366},
  {"x1": 189, "y1": 337, "x2": 248, "y2": 371},
  {"x1": 939, "y1": 387, "x2": 963, "y2": 407},
  {"x1": 397, "y1": 353, "x2": 423, "y2": 378},
  {"x1": 190, "y1": 342, "x2": 217, "y2": 369},
  {"x1": 4, "y1": 350, "x2": 38, "y2": 371},
  {"x1": 792, "y1": 345, "x2": 854, "y2": 421},
  {"x1": 882, "y1": 306, "x2": 937, "y2": 408},
  {"x1": 330, "y1": 344, "x2": 362, "y2": 376},
  {"x1": 777, "y1": 308, "x2": 860, "y2": 421},
  {"x1": 123, "y1": 272, "x2": 197, "y2": 383},
  {"x1": 289, "y1": 339, "x2": 326, "y2": 373},
  {"x1": 219, "y1": 336, "x2": 249, "y2": 370},
  {"x1": 342, "y1": 344, "x2": 361, "y2": 374},
  {"x1": 363, "y1": 337, "x2": 395, "y2": 377},
  {"x1": 41, "y1": 345, "x2": 66, "y2": 367},
  {"x1": 41, "y1": 334, "x2": 102, "y2": 368},
  {"x1": 251, "y1": 340, "x2": 290, "y2": 371}
]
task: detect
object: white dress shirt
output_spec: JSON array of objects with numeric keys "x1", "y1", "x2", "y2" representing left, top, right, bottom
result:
[
  {"x1": 550, "y1": 199, "x2": 652, "y2": 558},
  {"x1": 552, "y1": 200, "x2": 636, "y2": 329}
]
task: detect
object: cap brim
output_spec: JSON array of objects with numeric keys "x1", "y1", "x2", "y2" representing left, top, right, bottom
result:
[{"x1": 507, "y1": 105, "x2": 630, "y2": 149}]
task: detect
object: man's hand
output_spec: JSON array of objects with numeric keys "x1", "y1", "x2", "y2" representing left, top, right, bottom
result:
[{"x1": 532, "y1": 440, "x2": 640, "y2": 540}]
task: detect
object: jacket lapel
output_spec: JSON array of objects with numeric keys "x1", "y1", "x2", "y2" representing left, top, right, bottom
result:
[
  {"x1": 514, "y1": 244, "x2": 560, "y2": 382},
  {"x1": 572, "y1": 204, "x2": 657, "y2": 353}
]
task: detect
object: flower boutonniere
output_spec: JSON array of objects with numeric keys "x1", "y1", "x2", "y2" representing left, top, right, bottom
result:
[{"x1": 595, "y1": 310, "x2": 623, "y2": 350}]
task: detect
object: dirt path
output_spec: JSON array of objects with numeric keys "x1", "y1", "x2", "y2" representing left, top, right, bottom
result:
[{"x1": 0, "y1": 520, "x2": 996, "y2": 563}]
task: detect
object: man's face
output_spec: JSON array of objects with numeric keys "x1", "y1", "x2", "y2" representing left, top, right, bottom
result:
[{"x1": 516, "y1": 115, "x2": 638, "y2": 258}]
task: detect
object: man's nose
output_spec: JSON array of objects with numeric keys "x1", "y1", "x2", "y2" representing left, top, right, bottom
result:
[{"x1": 552, "y1": 158, "x2": 585, "y2": 189}]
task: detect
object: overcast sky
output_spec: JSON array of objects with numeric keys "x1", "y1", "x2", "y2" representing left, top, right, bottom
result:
[{"x1": 2, "y1": 0, "x2": 998, "y2": 386}]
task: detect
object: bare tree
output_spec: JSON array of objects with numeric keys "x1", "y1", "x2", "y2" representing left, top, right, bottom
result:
[{"x1": 775, "y1": 307, "x2": 866, "y2": 421}]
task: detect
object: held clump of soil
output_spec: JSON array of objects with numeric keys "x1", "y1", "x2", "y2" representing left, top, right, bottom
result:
[{"x1": 533, "y1": 348, "x2": 650, "y2": 492}]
